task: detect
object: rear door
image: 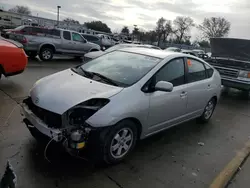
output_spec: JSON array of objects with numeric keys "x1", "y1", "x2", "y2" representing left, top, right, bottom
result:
[
  {"x1": 61, "y1": 31, "x2": 75, "y2": 53},
  {"x1": 184, "y1": 58, "x2": 213, "y2": 118}
]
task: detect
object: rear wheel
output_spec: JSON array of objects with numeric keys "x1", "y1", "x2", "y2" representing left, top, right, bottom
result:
[
  {"x1": 102, "y1": 120, "x2": 138, "y2": 164},
  {"x1": 198, "y1": 98, "x2": 216, "y2": 123},
  {"x1": 39, "y1": 48, "x2": 54, "y2": 61}
]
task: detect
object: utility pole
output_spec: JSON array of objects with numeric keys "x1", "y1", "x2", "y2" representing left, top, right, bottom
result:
[{"x1": 57, "y1": 6, "x2": 61, "y2": 27}]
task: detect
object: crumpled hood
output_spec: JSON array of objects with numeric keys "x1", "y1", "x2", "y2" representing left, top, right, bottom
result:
[
  {"x1": 30, "y1": 69, "x2": 123, "y2": 114},
  {"x1": 84, "y1": 50, "x2": 106, "y2": 59}
]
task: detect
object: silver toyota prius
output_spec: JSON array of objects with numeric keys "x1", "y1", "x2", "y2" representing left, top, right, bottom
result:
[{"x1": 22, "y1": 48, "x2": 221, "y2": 164}]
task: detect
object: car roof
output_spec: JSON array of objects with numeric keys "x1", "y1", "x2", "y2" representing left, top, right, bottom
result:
[
  {"x1": 119, "y1": 47, "x2": 180, "y2": 59},
  {"x1": 81, "y1": 33, "x2": 98, "y2": 36},
  {"x1": 167, "y1": 47, "x2": 180, "y2": 49}
]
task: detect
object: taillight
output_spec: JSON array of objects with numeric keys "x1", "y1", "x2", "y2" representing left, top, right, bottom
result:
[{"x1": 21, "y1": 37, "x2": 28, "y2": 44}]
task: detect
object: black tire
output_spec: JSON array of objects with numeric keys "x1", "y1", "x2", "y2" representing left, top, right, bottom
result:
[
  {"x1": 102, "y1": 120, "x2": 138, "y2": 164},
  {"x1": 39, "y1": 47, "x2": 54, "y2": 61},
  {"x1": 26, "y1": 51, "x2": 37, "y2": 58},
  {"x1": 198, "y1": 98, "x2": 216, "y2": 123}
]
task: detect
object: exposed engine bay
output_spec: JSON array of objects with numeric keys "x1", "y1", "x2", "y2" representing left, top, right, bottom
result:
[{"x1": 22, "y1": 97, "x2": 109, "y2": 152}]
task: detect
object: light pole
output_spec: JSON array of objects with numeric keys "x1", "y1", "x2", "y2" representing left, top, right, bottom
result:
[{"x1": 57, "y1": 6, "x2": 61, "y2": 27}]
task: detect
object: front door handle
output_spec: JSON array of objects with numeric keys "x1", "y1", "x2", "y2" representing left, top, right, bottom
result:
[{"x1": 180, "y1": 91, "x2": 187, "y2": 98}]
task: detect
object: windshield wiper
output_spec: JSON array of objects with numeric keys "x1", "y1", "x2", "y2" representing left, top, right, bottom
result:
[
  {"x1": 90, "y1": 72, "x2": 119, "y2": 86},
  {"x1": 79, "y1": 67, "x2": 94, "y2": 78}
]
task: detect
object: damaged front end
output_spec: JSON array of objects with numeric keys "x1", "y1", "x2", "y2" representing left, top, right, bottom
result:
[{"x1": 22, "y1": 97, "x2": 109, "y2": 152}]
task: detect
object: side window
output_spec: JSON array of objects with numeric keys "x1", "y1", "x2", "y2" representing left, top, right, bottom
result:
[
  {"x1": 63, "y1": 31, "x2": 71, "y2": 40},
  {"x1": 21, "y1": 27, "x2": 32, "y2": 34},
  {"x1": 155, "y1": 58, "x2": 185, "y2": 87},
  {"x1": 187, "y1": 59, "x2": 206, "y2": 83},
  {"x1": 205, "y1": 64, "x2": 214, "y2": 78},
  {"x1": 88, "y1": 36, "x2": 99, "y2": 41},
  {"x1": 72, "y1": 32, "x2": 84, "y2": 42}
]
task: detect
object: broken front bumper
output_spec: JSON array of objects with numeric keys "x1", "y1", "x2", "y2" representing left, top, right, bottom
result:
[{"x1": 21, "y1": 104, "x2": 62, "y2": 142}]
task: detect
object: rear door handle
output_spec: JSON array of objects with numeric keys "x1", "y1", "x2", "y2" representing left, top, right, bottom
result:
[{"x1": 180, "y1": 91, "x2": 187, "y2": 98}]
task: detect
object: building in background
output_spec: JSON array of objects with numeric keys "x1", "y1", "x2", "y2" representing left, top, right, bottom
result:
[{"x1": 0, "y1": 9, "x2": 112, "y2": 36}]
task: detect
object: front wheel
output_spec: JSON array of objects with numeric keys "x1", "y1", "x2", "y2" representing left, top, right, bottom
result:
[
  {"x1": 198, "y1": 98, "x2": 216, "y2": 123},
  {"x1": 102, "y1": 120, "x2": 138, "y2": 164}
]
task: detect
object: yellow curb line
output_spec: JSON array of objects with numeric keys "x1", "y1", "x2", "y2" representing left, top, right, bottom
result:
[{"x1": 209, "y1": 140, "x2": 250, "y2": 188}]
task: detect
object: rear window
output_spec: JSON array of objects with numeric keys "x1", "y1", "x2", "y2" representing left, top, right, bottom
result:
[
  {"x1": 21, "y1": 27, "x2": 32, "y2": 34},
  {"x1": 31, "y1": 27, "x2": 45, "y2": 34},
  {"x1": 48, "y1": 29, "x2": 60, "y2": 37},
  {"x1": 63, "y1": 31, "x2": 71, "y2": 40},
  {"x1": 14, "y1": 26, "x2": 25, "y2": 31}
]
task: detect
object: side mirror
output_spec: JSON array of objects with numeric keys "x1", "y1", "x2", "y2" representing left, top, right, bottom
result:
[{"x1": 155, "y1": 81, "x2": 173, "y2": 92}]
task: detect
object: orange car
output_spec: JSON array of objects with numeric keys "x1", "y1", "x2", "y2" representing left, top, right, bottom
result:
[{"x1": 0, "y1": 37, "x2": 27, "y2": 79}]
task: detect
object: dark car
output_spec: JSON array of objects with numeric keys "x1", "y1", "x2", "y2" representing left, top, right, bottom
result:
[
  {"x1": 81, "y1": 34, "x2": 101, "y2": 46},
  {"x1": 181, "y1": 49, "x2": 198, "y2": 56}
]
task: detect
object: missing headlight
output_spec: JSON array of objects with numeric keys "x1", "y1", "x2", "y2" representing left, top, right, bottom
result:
[
  {"x1": 68, "y1": 98, "x2": 110, "y2": 125},
  {"x1": 69, "y1": 108, "x2": 96, "y2": 125}
]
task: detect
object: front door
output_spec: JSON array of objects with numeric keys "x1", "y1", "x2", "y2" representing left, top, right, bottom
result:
[
  {"x1": 147, "y1": 58, "x2": 188, "y2": 135},
  {"x1": 72, "y1": 32, "x2": 88, "y2": 54}
]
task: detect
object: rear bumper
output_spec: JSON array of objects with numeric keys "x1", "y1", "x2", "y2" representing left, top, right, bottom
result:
[{"x1": 221, "y1": 77, "x2": 250, "y2": 90}]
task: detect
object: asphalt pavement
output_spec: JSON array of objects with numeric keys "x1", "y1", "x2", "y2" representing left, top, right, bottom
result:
[{"x1": 1, "y1": 57, "x2": 250, "y2": 188}]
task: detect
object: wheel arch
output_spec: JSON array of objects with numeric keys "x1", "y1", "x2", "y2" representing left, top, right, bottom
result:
[
  {"x1": 39, "y1": 43, "x2": 56, "y2": 53},
  {"x1": 115, "y1": 117, "x2": 143, "y2": 140},
  {"x1": 211, "y1": 95, "x2": 218, "y2": 105}
]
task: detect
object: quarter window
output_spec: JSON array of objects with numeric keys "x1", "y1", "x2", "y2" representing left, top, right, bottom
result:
[
  {"x1": 205, "y1": 64, "x2": 214, "y2": 78},
  {"x1": 187, "y1": 59, "x2": 206, "y2": 83},
  {"x1": 63, "y1": 31, "x2": 71, "y2": 40},
  {"x1": 155, "y1": 58, "x2": 185, "y2": 87}
]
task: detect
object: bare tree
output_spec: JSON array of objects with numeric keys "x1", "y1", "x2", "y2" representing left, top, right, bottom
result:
[
  {"x1": 198, "y1": 17, "x2": 230, "y2": 39},
  {"x1": 173, "y1": 16, "x2": 194, "y2": 43},
  {"x1": 163, "y1": 20, "x2": 172, "y2": 42},
  {"x1": 156, "y1": 17, "x2": 166, "y2": 46},
  {"x1": 9, "y1": 5, "x2": 31, "y2": 15}
]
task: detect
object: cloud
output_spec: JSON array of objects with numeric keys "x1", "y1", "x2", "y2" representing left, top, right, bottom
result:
[{"x1": 0, "y1": 0, "x2": 250, "y2": 38}]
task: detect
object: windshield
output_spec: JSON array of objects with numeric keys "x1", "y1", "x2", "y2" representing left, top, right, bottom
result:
[
  {"x1": 80, "y1": 51, "x2": 161, "y2": 86},
  {"x1": 14, "y1": 26, "x2": 25, "y2": 30}
]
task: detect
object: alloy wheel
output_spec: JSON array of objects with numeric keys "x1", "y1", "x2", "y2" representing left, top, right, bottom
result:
[
  {"x1": 204, "y1": 100, "x2": 214, "y2": 119},
  {"x1": 110, "y1": 128, "x2": 133, "y2": 159},
  {"x1": 42, "y1": 50, "x2": 52, "y2": 60}
]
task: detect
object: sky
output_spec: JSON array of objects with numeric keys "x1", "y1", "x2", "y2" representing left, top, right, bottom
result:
[{"x1": 1, "y1": 0, "x2": 250, "y2": 39}]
